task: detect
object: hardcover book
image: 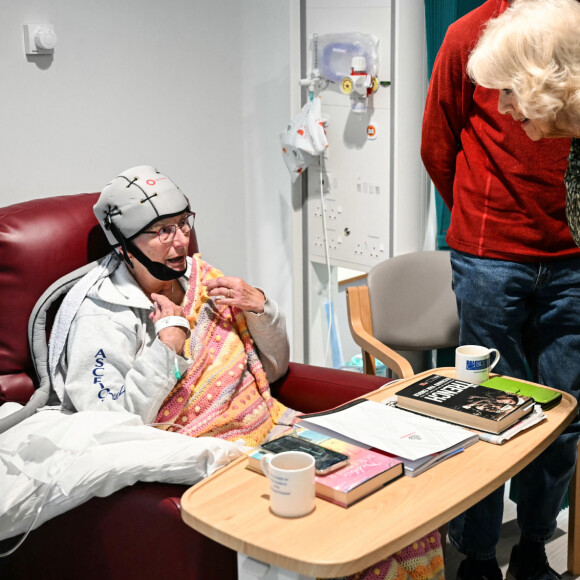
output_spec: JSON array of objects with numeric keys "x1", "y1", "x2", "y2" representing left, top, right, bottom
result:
[
  {"x1": 247, "y1": 428, "x2": 403, "y2": 507},
  {"x1": 396, "y1": 374, "x2": 535, "y2": 434}
]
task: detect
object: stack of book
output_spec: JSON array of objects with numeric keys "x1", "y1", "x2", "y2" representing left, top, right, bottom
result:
[
  {"x1": 298, "y1": 399, "x2": 479, "y2": 477},
  {"x1": 247, "y1": 427, "x2": 403, "y2": 507},
  {"x1": 395, "y1": 374, "x2": 536, "y2": 434},
  {"x1": 247, "y1": 373, "x2": 550, "y2": 506}
]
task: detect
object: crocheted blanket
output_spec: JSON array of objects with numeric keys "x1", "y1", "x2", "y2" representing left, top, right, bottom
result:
[
  {"x1": 155, "y1": 255, "x2": 296, "y2": 446},
  {"x1": 333, "y1": 529, "x2": 444, "y2": 580}
]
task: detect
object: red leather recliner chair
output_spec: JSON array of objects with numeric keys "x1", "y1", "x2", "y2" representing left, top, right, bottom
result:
[{"x1": 0, "y1": 193, "x2": 388, "y2": 580}]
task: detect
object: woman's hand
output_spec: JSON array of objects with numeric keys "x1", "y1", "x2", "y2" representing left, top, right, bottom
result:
[
  {"x1": 150, "y1": 293, "x2": 188, "y2": 355},
  {"x1": 203, "y1": 276, "x2": 265, "y2": 314}
]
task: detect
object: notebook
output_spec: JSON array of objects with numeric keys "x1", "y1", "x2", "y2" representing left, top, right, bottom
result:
[{"x1": 481, "y1": 376, "x2": 562, "y2": 410}]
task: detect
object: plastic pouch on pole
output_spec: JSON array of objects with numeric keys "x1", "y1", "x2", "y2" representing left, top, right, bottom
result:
[
  {"x1": 315, "y1": 32, "x2": 379, "y2": 85},
  {"x1": 280, "y1": 96, "x2": 328, "y2": 182}
]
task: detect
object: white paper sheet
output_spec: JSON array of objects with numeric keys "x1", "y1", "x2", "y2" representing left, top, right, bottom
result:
[{"x1": 300, "y1": 400, "x2": 478, "y2": 461}]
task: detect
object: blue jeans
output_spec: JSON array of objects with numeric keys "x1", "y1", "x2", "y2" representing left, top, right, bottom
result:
[{"x1": 448, "y1": 250, "x2": 580, "y2": 560}]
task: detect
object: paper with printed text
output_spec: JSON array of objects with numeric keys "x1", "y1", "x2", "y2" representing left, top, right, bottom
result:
[{"x1": 300, "y1": 399, "x2": 478, "y2": 461}]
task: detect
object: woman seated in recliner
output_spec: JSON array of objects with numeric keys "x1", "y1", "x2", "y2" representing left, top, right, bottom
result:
[
  {"x1": 52, "y1": 165, "x2": 296, "y2": 447},
  {"x1": 50, "y1": 165, "x2": 444, "y2": 580}
]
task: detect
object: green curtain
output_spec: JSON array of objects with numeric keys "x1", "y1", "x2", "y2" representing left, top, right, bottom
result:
[
  {"x1": 424, "y1": 0, "x2": 483, "y2": 249},
  {"x1": 425, "y1": 1, "x2": 483, "y2": 367}
]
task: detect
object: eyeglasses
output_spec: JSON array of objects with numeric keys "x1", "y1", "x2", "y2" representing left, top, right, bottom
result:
[{"x1": 141, "y1": 212, "x2": 196, "y2": 244}]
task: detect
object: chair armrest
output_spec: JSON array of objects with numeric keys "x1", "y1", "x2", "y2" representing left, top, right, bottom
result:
[
  {"x1": 271, "y1": 362, "x2": 390, "y2": 414},
  {"x1": 0, "y1": 373, "x2": 36, "y2": 405},
  {"x1": 346, "y1": 286, "x2": 414, "y2": 379},
  {"x1": 351, "y1": 325, "x2": 414, "y2": 380}
]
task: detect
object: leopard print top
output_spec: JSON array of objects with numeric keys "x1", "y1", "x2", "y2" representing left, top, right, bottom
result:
[{"x1": 565, "y1": 138, "x2": 580, "y2": 247}]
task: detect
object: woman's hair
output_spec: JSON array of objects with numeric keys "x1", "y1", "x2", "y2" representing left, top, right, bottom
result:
[{"x1": 467, "y1": 0, "x2": 580, "y2": 123}]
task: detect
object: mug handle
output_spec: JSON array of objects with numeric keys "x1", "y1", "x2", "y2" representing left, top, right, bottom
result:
[
  {"x1": 489, "y1": 348, "x2": 501, "y2": 371},
  {"x1": 260, "y1": 453, "x2": 275, "y2": 478}
]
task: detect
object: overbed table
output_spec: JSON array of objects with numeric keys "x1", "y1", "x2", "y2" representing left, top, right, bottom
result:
[{"x1": 180, "y1": 368, "x2": 578, "y2": 579}]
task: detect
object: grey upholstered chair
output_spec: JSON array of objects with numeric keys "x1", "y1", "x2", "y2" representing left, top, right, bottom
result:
[{"x1": 346, "y1": 250, "x2": 459, "y2": 379}]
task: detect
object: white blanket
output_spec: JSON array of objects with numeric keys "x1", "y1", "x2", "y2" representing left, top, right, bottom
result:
[{"x1": 0, "y1": 404, "x2": 242, "y2": 542}]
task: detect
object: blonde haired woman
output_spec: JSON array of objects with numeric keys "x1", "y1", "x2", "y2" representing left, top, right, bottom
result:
[{"x1": 467, "y1": 2, "x2": 580, "y2": 579}]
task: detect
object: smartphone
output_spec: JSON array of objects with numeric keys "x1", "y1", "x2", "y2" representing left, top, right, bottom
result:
[{"x1": 260, "y1": 435, "x2": 349, "y2": 475}]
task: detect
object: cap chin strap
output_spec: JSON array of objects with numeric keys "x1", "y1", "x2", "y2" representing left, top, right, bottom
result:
[
  {"x1": 107, "y1": 219, "x2": 186, "y2": 282},
  {"x1": 124, "y1": 238, "x2": 186, "y2": 281}
]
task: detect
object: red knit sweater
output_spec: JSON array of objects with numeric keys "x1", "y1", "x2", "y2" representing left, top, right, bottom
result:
[{"x1": 421, "y1": 0, "x2": 580, "y2": 261}]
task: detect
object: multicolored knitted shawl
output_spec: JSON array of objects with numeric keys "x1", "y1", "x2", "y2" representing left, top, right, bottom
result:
[{"x1": 155, "y1": 254, "x2": 296, "y2": 446}]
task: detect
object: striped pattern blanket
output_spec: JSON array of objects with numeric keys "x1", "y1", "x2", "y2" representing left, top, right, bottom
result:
[{"x1": 155, "y1": 255, "x2": 296, "y2": 446}]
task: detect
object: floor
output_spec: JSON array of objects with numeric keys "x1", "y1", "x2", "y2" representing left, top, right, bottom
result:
[{"x1": 444, "y1": 485, "x2": 577, "y2": 579}]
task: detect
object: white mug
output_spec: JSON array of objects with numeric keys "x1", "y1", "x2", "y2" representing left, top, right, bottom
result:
[
  {"x1": 260, "y1": 451, "x2": 315, "y2": 518},
  {"x1": 455, "y1": 345, "x2": 501, "y2": 384}
]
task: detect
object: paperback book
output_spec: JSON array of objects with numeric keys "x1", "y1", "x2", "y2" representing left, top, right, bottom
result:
[
  {"x1": 396, "y1": 374, "x2": 535, "y2": 434},
  {"x1": 247, "y1": 428, "x2": 403, "y2": 507},
  {"x1": 398, "y1": 446, "x2": 464, "y2": 477},
  {"x1": 470, "y1": 404, "x2": 546, "y2": 444}
]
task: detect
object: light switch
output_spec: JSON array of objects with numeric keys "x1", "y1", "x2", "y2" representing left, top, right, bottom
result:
[{"x1": 24, "y1": 24, "x2": 57, "y2": 55}]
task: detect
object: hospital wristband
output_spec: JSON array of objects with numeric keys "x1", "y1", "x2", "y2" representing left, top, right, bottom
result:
[{"x1": 154, "y1": 316, "x2": 191, "y2": 337}]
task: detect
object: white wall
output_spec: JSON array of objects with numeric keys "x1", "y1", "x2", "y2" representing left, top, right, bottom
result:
[
  {"x1": 1, "y1": 0, "x2": 296, "y2": 350},
  {"x1": 239, "y1": 1, "x2": 298, "y2": 336}
]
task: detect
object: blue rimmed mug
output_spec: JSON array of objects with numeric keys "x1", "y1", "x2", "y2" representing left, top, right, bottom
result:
[{"x1": 455, "y1": 345, "x2": 501, "y2": 384}]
